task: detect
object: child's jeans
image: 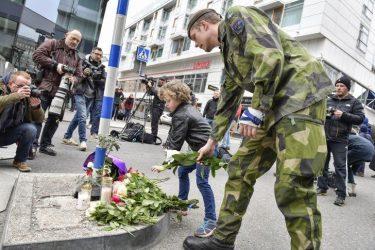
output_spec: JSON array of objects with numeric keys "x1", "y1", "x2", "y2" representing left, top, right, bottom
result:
[{"x1": 178, "y1": 163, "x2": 216, "y2": 221}]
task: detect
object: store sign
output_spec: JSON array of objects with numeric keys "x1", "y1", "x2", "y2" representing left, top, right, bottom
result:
[{"x1": 193, "y1": 60, "x2": 211, "y2": 70}]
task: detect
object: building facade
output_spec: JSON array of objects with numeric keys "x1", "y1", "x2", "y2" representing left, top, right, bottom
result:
[
  {"x1": 0, "y1": 0, "x2": 107, "y2": 72},
  {"x1": 118, "y1": 0, "x2": 375, "y2": 118}
]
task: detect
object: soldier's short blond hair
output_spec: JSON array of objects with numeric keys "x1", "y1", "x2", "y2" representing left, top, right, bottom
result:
[{"x1": 159, "y1": 80, "x2": 191, "y2": 103}]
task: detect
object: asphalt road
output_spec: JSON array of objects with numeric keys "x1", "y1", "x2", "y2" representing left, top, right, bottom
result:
[{"x1": 1, "y1": 111, "x2": 375, "y2": 249}]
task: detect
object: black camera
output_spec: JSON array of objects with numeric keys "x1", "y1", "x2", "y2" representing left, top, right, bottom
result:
[
  {"x1": 140, "y1": 75, "x2": 156, "y2": 86},
  {"x1": 327, "y1": 107, "x2": 336, "y2": 117},
  {"x1": 61, "y1": 65, "x2": 75, "y2": 74},
  {"x1": 30, "y1": 84, "x2": 41, "y2": 98}
]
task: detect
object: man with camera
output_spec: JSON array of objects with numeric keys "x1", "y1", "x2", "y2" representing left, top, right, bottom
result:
[
  {"x1": 32, "y1": 29, "x2": 83, "y2": 156},
  {"x1": 317, "y1": 76, "x2": 364, "y2": 206},
  {"x1": 147, "y1": 76, "x2": 167, "y2": 141},
  {"x1": 0, "y1": 71, "x2": 44, "y2": 172},
  {"x1": 62, "y1": 47, "x2": 106, "y2": 149}
]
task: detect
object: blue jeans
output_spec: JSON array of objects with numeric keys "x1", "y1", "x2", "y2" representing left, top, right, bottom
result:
[
  {"x1": 178, "y1": 163, "x2": 216, "y2": 221},
  {"x1": 64, "y1": 95, "x2": 93, "y2": 142},
  {"x1": 90, "y1": 99, "x2": 102, "y2": 135},
  {"x1": 221, "y1": 128, "x2": 231, "y2": 149},
  {"x1": 0, "y1": 123, "x2": 37, "y2": 162}
]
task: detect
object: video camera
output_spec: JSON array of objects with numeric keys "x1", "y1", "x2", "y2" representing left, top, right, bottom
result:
[
  {"x1": 140, "y1": 75, "x2": 156, "y2": 87},
  {"x1": 327, "y1": 107, "x2": 336, "y2": 118}
]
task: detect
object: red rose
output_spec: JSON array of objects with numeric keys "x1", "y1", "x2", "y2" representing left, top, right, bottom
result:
[{"x1": 112, "y1": 194, "x2": 121, "y2": 204}]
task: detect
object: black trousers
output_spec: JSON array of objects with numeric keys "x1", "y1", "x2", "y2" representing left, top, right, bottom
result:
[
  {"x1": 151, "y1": 107, "x2": 163, "y2": 137},
  {"x1": 317, "y1": 140, "x2": 348, "y2": 199},
  {"x1": 35, "y1": 94, "x2": 60, "y2": 149}
]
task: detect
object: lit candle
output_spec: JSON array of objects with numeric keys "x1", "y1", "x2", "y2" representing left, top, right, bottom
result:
[{"x1": 100, "y1": 177, "x2": 113, "y2": 204}]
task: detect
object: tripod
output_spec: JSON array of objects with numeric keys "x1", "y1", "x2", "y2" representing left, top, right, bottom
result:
[{"x1": 119, "y1": 86, "x2": 153, "y2": 143}]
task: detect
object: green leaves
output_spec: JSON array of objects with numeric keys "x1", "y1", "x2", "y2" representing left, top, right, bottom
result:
[
  {"x1": 161, "y1": 152, "x2": 228, "y2": 177},
  {"x1": 88, "y1": 173, "x2": 199, "y2": 230}
]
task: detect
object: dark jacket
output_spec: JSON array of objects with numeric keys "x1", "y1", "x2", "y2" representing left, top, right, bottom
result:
[
  {"x1": 0, "y1": 82, "x2": 44, "y2": 133},
  {"x1": 348, "y1": 134, "x2": 375, "y2": 165},
  {"x1": 165, "y1": 102, "x2": 211, "y2": 151},
  {"x1": 148, "y1": 86, "x2": 165, "y2": 110},
  {"x1": 32, "y1": 38, "x2": 83, "y2": 97},
  {"x1": 203, "y1": 98, "x2": 218, "y2": 119},
  {"x1": 114, "y1": 91, "x2": 124, "y2": 105},
  {"x1": 124, "y1": 97, "x2": 134, "y2": 110},
  {"x1": 325, "y1": 94, "x2": 364, "y2": 142},
  {"x1": 76, "y1": 56, "x2": 106, "y2": 99}
]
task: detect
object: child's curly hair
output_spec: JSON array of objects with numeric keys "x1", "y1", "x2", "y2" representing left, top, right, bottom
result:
[{"x1": 159, "y1": 80, "x2": 191, "y2": 103}]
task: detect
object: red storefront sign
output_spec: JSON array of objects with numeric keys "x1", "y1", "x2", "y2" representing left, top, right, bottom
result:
[{"x1": 192, "y1": 60, "x2": 211, "y2": 70}]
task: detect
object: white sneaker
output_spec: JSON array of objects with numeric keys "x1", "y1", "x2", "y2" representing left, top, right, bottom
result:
[
  {"x1": 79, "y1": 141, "x2": 87, "y2": 151},
  {"x1": 62, "y1": 138, "x2": 79, "y2": 146}
]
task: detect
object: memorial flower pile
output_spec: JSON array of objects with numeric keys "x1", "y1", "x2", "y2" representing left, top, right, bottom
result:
[{"x1": 86, "y1": 171, "x2": 198, "y2": 230}]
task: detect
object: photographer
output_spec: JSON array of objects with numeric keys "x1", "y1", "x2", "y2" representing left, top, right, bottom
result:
[
  {"x1": 32, "y1": 30, "x2": 83, "y2": 156},
  {"x1": 62, "y1": 47, "x2": 105, "y2": 149},
  {"x1": 87, "y1": 48, "x2": 106, "y2": 138},
  {"x1": 317, "y1": 76, "x2": 364, "y2": 206},
  {"x1": 146, "y1": 76, "x2": 167, "y2": 140},
  {"x1": 0, "y1": 71, "x2": 44, "y2": 172}
]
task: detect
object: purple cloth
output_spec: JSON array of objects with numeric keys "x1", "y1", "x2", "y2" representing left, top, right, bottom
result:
[{"x1": 83, "y1": 152, "x2": 127, "y2": 176}]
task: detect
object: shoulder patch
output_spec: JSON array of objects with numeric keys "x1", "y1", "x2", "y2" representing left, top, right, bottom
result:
[{"x1": 230, "y1": 18, "x2": 244, "y2": 35}]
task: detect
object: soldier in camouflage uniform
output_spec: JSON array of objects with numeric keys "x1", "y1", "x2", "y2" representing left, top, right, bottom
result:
[{"x1": 183, "y1": 6, "x2": 334, "y2": 250}]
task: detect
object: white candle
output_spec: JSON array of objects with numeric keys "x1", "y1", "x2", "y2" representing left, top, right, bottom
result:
[
  {"x1": 100, "y1": 186, "x2": 112, "y2": 204},
  {"x1": 77, "y1": 191, "x2": 90, "y2": 210}
]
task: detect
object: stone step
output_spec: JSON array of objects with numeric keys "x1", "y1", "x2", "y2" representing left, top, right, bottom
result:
[{"x1": 2, "y1": 173, "x2": 170, "y2": 250}]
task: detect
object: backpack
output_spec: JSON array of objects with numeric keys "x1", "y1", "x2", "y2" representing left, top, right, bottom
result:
[
  {"x1": 118, "y1": 122, "x2": 145, "y2": 142},
  {"x1": 110, "y1": 122, "x2": 162, "y2": 145}
]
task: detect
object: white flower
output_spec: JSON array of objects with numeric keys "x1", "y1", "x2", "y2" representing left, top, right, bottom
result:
[{"x1": 87, "y1": 162, "x2": 94, "y2": 169}]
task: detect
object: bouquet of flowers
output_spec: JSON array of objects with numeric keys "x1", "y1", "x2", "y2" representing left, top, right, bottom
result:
[{"x1": 87, "y1": 171, "x2": 198, "y2": 230}]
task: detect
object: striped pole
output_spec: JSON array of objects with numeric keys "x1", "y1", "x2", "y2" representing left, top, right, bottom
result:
[{"x1": 94, "y1": 0, "x2": 129, "y2": 169}]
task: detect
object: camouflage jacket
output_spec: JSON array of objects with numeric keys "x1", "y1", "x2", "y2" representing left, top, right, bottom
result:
[{"x1": 212, "y1": 6, "x2": 334, "y2": 141}]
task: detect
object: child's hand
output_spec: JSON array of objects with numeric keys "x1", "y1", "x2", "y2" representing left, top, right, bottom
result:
[{"x1": 151, "y1": 165, "x2": 166, "y2": 173}]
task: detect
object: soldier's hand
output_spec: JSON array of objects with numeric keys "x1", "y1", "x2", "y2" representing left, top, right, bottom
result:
[
  {"x1": 239, "y1": 124, "x2": 258, "y2": 138},
  {"x1": 17, "y1": 86, "x2": 31, "y2": 99},
  {"x1": 333, "y1": 109, "x2": 343, "y2": 118},
  {"x1": 197, "y1": 138, "x2": 217, "y2": 161}
]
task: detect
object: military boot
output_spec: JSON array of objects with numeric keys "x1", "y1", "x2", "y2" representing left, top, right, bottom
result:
[{"x1": 183, "y1": 236, "x2": 234, "y2": 250}]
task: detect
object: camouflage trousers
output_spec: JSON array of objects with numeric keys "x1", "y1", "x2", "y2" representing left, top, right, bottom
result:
[{"x1": 213, "y1": 100, "x2": 327, "y2": 250}]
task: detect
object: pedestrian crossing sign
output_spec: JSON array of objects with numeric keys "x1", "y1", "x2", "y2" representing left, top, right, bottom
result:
[{"x1": 136, "y1": 46, "x2": 150, "y2": 63}]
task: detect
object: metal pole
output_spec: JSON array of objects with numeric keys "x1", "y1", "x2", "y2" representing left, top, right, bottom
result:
[{"x1": 94, "y1": 0, "x2": 129, "y2": 169}]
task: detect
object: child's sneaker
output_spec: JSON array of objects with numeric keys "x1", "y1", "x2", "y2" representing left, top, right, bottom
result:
[{"x1": 194, "y1": 219, "x2": 216, "y2": 238}]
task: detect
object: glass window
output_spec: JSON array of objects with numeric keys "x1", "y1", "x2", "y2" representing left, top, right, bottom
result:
[
  {"x1": 183, "y1": 15, "x2": 189, "y2": 29},
  {"x1": 281, "y1": 0, "x2": 304, "y2": 27},
  {"x1": 24, "y1": 0, "x2": 60, "y2": 23},
  {"x1": 125, "y1": 42, "x2": 132, "y2": 52},
  {"x1": 157, "y1": 46, "x2": 163, "y2": 57},
  {"x1": 140, "y1": 35, "x2": 147, "y2": 41},
  {"x1": 187, "y1": 0, "x2": 197, "y2": 10},
  {"x1": 182, "y1": 37, "x2": 191, "y2": 51},
  {"x1": 363, "y1": 0, "x2": 374, "y2": 20},
  {"x1": 158, "y1": 26, "x2": 167, "y2": 39},
  {"x1": 128, "y1": 28, "x2": 135, "y2": 39},
  {"x1": 162, "y1": 9, "x2": 171, "y2": 22},
  {"x1": 171, "y1": 39, "x2": 182, "y2": 54},
  {"x1": 78, "y1": 0, "x2": 101, "y2": 11},
  {"x1": 357, "y1": 24, "x2": 369, "y2": 53},
  {"x1": 221, "y1": 0, "x2": 233, "y2": 15},
  {"x1": 0, "y1": 17, "x2": 18, "y2": 36},
  {"x1": 143, "y1": 19, "x2": 151, "y2": 31}
]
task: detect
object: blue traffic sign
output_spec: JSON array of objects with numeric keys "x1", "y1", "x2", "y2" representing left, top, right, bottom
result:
[{"x1": 136, "y1": 46, "x2": 150, "y2": 63}]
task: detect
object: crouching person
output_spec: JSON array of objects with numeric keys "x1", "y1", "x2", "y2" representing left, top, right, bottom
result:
[
  {"x1": 154, "y1": 80, "x2": 217, "y2": 237},
  {"x1": 0, "y1": 71, "x2": 44, "y2": 172}
]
